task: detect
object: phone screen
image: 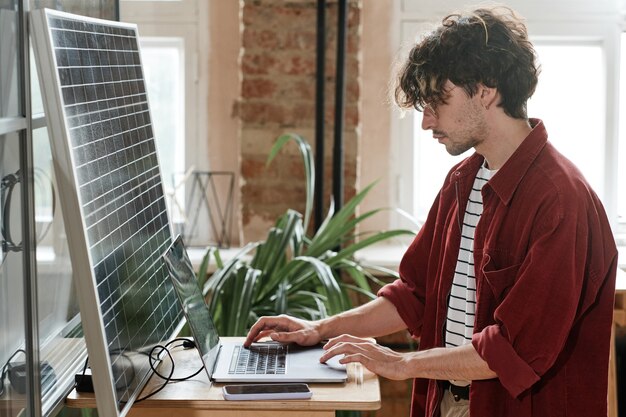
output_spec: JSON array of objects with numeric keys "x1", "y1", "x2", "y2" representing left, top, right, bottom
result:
[{"x1": 224, "y1": 384, "x2": 310, "y2": 395}]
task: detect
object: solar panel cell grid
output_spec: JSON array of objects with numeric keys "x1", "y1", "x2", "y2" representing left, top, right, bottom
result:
[{"x1": 33, "y1": 10, "x2": 183, "y2": 416}]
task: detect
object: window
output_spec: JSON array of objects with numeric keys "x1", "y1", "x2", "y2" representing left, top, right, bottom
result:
[
  {"x1": 528, "y1": 42, "x2": 606, "y2": 200},
  {"x1": 120, "y1": 0, "x2": 210, "y2": 246},
  {"x1": 140, "y1": 37, "x2": 186, "y2": 218},
  {"x1": 392, "y1": 3, "x2": 625, "y2": 241}
]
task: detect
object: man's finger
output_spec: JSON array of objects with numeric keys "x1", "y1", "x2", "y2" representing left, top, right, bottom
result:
[
  {"x1": 254, "y1": 329, "x2": 276, "y2": 341},
  {"x1": 244, "y1": 317, "x2": 278, "y2": 347},
  {"x1": 319, "y1": 342, "x2": 364, "y2": 363},
  {"x1": 270, "y1": 330, "x2": 305, "y2": 344},
  {"x1": 323, "y1": 334, "x2": 375, "y2": 350}
]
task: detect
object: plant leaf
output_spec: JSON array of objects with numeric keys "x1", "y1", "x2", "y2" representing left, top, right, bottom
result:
[
  {"x1": 327, "y1": 229, "x2": 415, "y2": 266},
  {"x1": 307, "y1": 181, "x2": 378, "y2": 256},
  {"x1": 196, "y1": 246, "x2": 214, "y2": 288},
  {"x1": 339, "y1": 263, "x2": 372, "y2": 294},
  {"x1": 291, "y1": 256, "x2": 348, "y2": 315},
  {"x1": 204, "y1": 241, "x2": 259, "y2": 305},
  {"x1": 267, "y1": 133, "x2": 314, "y2": 232}
]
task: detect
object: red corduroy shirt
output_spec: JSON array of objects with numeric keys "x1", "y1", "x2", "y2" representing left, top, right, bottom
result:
[{"x1": 379, "y1": 119, "x2": 618, "y2": 417}]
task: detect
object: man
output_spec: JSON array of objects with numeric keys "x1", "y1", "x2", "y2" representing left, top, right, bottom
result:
[{"x1": 244, "y1": 6, "x2": 618, "y2": 417}]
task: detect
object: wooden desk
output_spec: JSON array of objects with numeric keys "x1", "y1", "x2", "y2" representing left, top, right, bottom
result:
[
  {"x1": 609, "y1": 268, "x2": 626, "y2": 417},
  {"x1": 66, "y1": 338, "x2": 381, "y2": 417}
]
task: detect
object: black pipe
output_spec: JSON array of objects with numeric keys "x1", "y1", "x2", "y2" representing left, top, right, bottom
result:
[
  {"x1": 333, "y1": 0, "x2": 347, "y2": 213},
  {"x1": 314, "y1": 0, "x2": 326, "y2": 231}
]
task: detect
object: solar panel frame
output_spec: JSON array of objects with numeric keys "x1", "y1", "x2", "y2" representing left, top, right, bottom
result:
[{"x1": 30, "y1": 9, "x2": 184, "y2": 417}]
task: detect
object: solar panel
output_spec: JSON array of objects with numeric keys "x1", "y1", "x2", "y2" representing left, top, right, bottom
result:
[{"x1": 30, "y1": 9, "x2": 184, "y2": 417}]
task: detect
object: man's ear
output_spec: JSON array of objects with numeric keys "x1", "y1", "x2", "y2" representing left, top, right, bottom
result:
[{"x1": 479, "y1": 85, "x2": 498, "y2": 110}]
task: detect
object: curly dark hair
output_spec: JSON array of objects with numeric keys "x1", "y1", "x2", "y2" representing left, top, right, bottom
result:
[{"x1": 394, "y1": 6, "x2": 539, "y2": 119}]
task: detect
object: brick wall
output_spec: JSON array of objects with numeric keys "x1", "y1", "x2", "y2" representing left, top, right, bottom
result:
[{"x1": 239, "y1": 0, "x2": 361, "y2": 242}]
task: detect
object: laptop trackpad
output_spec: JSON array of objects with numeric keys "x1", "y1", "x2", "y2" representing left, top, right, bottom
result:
[{"x1": 287, "y1": 344, "x2": 346, "y2": 373}]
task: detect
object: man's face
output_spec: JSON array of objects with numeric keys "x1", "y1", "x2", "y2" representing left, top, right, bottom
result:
[{"x1": 420, "y1": 81, "x2": 488, "y2": 156}]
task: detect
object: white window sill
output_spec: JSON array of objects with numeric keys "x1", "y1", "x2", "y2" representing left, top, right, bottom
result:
[
  {"x1": 38, "y1": 241, "x2": 626, "y2": 279},
  {"x1": 187, "y1": 243, "x2": 411, "y2": 273},
  {"x1": 189, "y1": 243, "x2": 626, "y2": 272}
]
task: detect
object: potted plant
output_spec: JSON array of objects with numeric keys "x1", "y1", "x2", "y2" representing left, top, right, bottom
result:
[{"x1": 197, "y1": 134, "x2": 416, "y2": 337}]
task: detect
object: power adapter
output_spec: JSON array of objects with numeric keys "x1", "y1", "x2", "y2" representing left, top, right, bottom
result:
[
  {"x1": 74, "y1": 367, "x2": 94, "y2": 392},
  {"x1": 7, "y1": 361, "x2": 56, "y2": 395}
]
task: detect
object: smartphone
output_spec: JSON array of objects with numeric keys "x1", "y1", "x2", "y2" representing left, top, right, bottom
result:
[{"x1": 222, "y1": 383, "x2": 312, "y2": 401}]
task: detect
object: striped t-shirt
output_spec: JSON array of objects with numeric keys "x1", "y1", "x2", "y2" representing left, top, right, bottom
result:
[{"x1": 445, "y1": 163, "x2": 497, "y2": 348}]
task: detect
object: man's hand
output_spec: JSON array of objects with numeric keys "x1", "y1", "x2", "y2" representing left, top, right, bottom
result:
[
  {"x1": 320, "y1": 335, "x2": 499, "y2": 382},
  {"x1": 319, "y1": 334, "x2": 412, "y2": 380},
  {"x1": 243, "y1": 315, "x2": 323, "y2": 348}
]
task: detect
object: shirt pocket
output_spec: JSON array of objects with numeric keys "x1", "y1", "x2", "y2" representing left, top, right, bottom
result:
[{"x1": 481, "y1": 254, "x2": 522, "y2": 302}]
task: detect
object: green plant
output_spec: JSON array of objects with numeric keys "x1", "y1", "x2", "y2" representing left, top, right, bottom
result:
[{"x1": 200, "y1": 134, "x2": 416, "y2": 336}]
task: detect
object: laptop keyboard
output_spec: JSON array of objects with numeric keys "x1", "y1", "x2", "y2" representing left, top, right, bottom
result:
[{"x1": 228, "y1": 344, "x2": 287, "y2": 375}]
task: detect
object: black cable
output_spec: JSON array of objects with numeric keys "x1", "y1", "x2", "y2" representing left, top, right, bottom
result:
[
  {"x1": 131, "y1": 338, "x2": 202, "y2": 403},
  {"x1": 0, "y1": 349, "x2": 26, "y2": 397},
  {"x1": 76, "y1": 339, "x2": 201, "y2": 403},
  {"x1": 133, "y1": 344, "x2": 175, "y2": 402},
  {"x1": 1, "y1": 171, "x2": 22, "y2": 257},
  {"x1": 147, "y1": 340, "x2": 202, "y2": 382}
]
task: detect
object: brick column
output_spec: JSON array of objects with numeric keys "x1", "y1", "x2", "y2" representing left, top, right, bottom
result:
[{"x1": 239, "y1": 0, "x2": 361, "y2": 242}]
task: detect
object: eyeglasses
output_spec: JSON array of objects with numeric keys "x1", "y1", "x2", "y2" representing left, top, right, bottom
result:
[
  {"x1": 422, "y1": 85, "x2": 457, "y2": 119},
  {"x1": 423, "y1": 102, "x2": 439, "y2": 118}
]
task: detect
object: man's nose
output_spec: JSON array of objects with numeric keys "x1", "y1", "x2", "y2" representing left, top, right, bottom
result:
[{"x1": 421, "y1": 107, "x2": 437, "y2": 131}]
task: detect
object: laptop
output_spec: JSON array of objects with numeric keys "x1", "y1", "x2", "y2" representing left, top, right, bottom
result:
[{"x1": 162, "y1": 235, "x2": 347, "y2": 383}]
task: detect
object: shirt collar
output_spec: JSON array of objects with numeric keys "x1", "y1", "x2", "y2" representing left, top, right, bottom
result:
[
  {"x1": 451, "y1": 118, "x2": 548, "y2": 205},
  {"x1": 488, "y1": 118, "x2": 547, "y2": 205}
]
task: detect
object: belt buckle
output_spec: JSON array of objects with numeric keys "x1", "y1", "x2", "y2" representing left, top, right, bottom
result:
[{"x1": 447, "y1": 382, "x2": 470, "y2": 402}]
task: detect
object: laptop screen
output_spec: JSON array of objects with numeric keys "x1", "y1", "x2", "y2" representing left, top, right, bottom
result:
[{"x1": 162, "y1": 235, "x2": 220, "y2": 378}]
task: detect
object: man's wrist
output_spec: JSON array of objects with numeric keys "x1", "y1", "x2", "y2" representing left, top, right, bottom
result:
[{"x1": 314, "y1": 316, "x2": 336, "y2": 341}]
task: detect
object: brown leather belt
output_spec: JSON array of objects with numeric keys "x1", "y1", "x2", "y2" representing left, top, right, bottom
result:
[{"x1": 443, "y1": 381, "x2": 470, "y2": 401}]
